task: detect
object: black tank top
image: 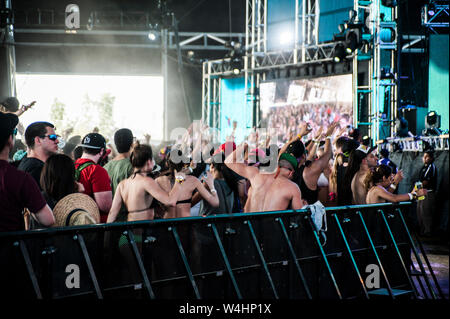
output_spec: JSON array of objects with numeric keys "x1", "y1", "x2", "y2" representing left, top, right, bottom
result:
[{"x1": 296, "y1": 165, "x2": 319, "y2": 205}]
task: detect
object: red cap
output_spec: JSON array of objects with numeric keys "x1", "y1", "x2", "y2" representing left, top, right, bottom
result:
[{"x1": 214, "y1": 141, "x2": 236, "y2": 156}]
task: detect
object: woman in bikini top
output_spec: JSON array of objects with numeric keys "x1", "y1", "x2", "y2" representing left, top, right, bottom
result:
[
  {"x1": 107, "y1": 143, "x2": 181, "y2": 223},
  {"x1": 156, "y1": 151, "x2": 220, "y2": 218}
]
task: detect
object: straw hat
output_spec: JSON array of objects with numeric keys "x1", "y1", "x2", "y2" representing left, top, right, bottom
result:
[{"x1": 53, "y1": 193, "x2": 100, "y2": 227}]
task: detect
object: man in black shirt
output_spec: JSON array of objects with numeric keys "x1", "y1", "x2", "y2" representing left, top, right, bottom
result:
[
  {"x1": 18, "y1": 121, "x2": 60, "y2": 188},
  {"x1": 417, "y1": 150, "x2": 438, "y2": 237}
]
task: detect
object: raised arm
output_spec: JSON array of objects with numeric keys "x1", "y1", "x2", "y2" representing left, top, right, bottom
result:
[
  {"x1": 225, "y1": 142, "x2": 259, "y2": 180},
  {"x1": 194, "y1": 173, "x2": 219, "y2": 207},
  {"x1": 307, "y1": 122, "x2": 337, "y2": 176},
  {"x1": 278, "y1": 122, "x2": 312, "y2": 158}
]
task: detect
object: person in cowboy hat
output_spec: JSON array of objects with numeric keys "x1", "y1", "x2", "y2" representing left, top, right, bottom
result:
[
  {"x1": 52, "y1": 193, "x2": 100, "y2": 227},
  {"x1": 75, "y1": 132, "x2": 112, "y2": 223},
  {"x1": 0, "y1": 112, "x2": 55, "y2": 231}
]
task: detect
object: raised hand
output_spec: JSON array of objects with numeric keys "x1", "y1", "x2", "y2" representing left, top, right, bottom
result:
[
  {"x1": 325, "y1": 122, "x2": 338, "y2": 137},
  {"x1": 298, "y1": 122, "x2": 312, "y2": 138},
  {"x1": 393, "y1": 170, "x2": 404, "y2": 185}
]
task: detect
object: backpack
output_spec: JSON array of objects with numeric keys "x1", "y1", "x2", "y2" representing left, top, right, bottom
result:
[{"x1": 75, "y1": 162, "x2": 94, "y2": 181}]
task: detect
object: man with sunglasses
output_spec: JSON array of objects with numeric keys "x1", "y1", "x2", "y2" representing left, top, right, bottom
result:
[
  {"x1": 0, "y1": 112, "x2": 55, "y2": 231},
  {"x1": 18, "y1": 121, "x2": 60, "y2": 189}
]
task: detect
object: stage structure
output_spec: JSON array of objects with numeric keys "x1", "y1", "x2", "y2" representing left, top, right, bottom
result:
[
  {"x1": 1, "y1": 7, "x2": 245, "y2": 142},
  {"x1": 202, "y1": 0, "x2": 403, "y2": 143}
]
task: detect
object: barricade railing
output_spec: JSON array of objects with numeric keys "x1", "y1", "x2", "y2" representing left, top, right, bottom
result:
[{"x1": 0, "y1": 202, "x2": 444, "y2": 299}]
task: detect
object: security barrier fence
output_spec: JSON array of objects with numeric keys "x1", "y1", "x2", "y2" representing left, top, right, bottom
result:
[{"x1": 0, "y1": 202, "x2": 444, "y2": 299}]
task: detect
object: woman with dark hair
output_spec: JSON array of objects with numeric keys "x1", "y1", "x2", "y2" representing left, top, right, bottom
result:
[
  {"x1": 156, "y1": 147, "x2": 219, "y2": 218},
  {"x1": 197, "y1": 152, "x2": 240, "y2": 216},
  {"x1": 40, "y1": 153, "x2": 84, "y2": 208},
  {"x1": 107, "y1": 143, "x2": 178, "y2": 223},
  {"x1": 365, "y1": 164, "x2": 427, "y2": 204}
]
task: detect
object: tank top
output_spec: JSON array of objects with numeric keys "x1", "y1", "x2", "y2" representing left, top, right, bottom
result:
[{"x1": 296, "y1": 165, "x2": 319, "y2": 205}]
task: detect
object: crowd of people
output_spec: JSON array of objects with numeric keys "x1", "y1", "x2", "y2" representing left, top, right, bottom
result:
[
  {"x1": 262, "y1": 103, "x2": 353, "y2": 144},
  {"x1": 0, "y1": 102, "x2": 440, "y2": 238}
]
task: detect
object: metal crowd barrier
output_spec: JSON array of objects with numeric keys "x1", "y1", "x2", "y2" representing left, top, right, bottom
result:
[{"x1": 0, "y1": 202, "x2": 445, "y2": 300}]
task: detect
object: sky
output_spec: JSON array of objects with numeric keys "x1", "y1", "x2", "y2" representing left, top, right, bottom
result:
[{"x1": 16, "y1": 74, "x2": 164, "y2": 143}]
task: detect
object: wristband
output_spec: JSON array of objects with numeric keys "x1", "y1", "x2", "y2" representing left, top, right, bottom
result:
[
  {"x1": 325, "y1": 136, "x2": 332, "y2": 140},
  {"x1": 407, "y1": 193, "x2": 413, "y2": 200},
  {"x1": 297, "y1": 134, "x2": 302, "y2": 139},
  {"x1": 210, "y1": 189, "x2": 217, "y2": 195},
  {"x1": 390, "y1": 184, "x2": 397, "y2": 190},
  {"x1": 313, "y1": 139, "x2": 320, "y2": 144}
]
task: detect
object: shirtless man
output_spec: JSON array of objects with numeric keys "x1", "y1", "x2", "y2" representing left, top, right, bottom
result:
[
  {"x1": 107, "y1": 144, "x2": 179, "y2": 223},
  {"x1": 349, "y1": 145, "x2": 379, "y2": 205},
  {"x1": 225, "y1": 143, "x2": 306, "y2": 212},
  {"x1": 366, "y1": 164, "x2": 427, "y2": 204}
]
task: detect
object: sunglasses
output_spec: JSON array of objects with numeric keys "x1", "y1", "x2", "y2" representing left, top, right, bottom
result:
[{"x1": 40, "y1": 134, "x2": 59, "y2": 141}]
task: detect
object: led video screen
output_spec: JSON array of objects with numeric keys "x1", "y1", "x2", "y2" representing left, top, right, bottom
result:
[
  {"x1": 260, "y1": 74, "x2": 353, "y2": 143},
  {"x1": 15, "y1": 74, "x2": 164, "y2": 143}
]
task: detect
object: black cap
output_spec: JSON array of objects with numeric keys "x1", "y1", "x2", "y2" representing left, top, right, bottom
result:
[
  {"x1": 0, "y1": 112, "x2": 19, "y2": 139},
  {"x1": 1, "y1": 97, "x2": 20, "y2": 112},
  {"x1": 285, "y1": 139, "x2": 305, "y2": 159},
  {"x1": 79, "y1": 133, "x2": 106, "y2": 149}
]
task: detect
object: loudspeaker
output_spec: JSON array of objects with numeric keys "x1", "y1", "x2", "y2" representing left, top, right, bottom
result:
[{"x1": 400, "y1": 106, "x2": 428, "y2": 136}]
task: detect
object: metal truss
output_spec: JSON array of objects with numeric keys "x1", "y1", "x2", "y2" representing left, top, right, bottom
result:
[
  {"x1": 13, "y1": 28, "x2": 245, "y2": 51},
  {"x1": 13, "y1": 9, "x2": 152, "y2": 29},
  {"x1": 421, "y1": 2, "x2": 449, "y2": 33},
  {"x1": 252, "y1": 42, "x2": 339, "y2": 71},
  {"x1": 202, "y1": 62, "x2": 222, "y2": 129}
]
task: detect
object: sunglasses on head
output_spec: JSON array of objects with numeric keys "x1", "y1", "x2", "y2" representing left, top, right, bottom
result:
[{"x1": 40, "y1": 134, "x2": 59, "y2": 141}]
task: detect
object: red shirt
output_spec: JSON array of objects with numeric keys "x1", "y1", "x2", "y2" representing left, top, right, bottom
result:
[{"x1": 75, "y1": 158, "x2": 111, "y2": 222}]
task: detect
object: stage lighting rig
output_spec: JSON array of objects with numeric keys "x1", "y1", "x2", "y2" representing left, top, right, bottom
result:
[
  {"x1": 423, "y1": 111, "x2": 442, "y2": 136},
  {"x1": 333, "y1": 43, "x2": 346, "y2": 63}
]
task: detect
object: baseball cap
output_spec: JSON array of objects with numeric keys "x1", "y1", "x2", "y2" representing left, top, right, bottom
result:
[
  {"x1": 285, "y1": 139, "x2": 305, "y2": 159},
  {"x1": 79, "y1": 133, "x2": 106, "y2": 149},
  {"x1": 213, "y1": 141, "x2": 236, "y2": 156},
  {"x1": 279, "y1": 152, "x2": 298, "y2": 171},
  {"x1": 355, "y1": 144, "x2": 377, "y2": 157},
  {"x1": 0, "y1": 97, "x2": 20, "y2": 112},
  {"x1": 0, "y1": 112, "x2": 19, "y2": 139}
]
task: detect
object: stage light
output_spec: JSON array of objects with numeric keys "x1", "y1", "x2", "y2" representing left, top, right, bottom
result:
[
  {"x1": 280, "y1": 31, "x2": 294, "y2": 46},
  {"x1": 148, "y1": 31, "x2": 158, "y2": 41},
  {"x1": 345, "y1": 30, "x2": 359, "y2": 53},
  {"x1": 333, "y1": 44, "x2": 346, "y2": 63},
  {"x1": 231, "y1": 57, "x2": 243, "y2": 75},
  {"x1": 423, "y1": 111, "x2": 442, "y2": 136}
]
